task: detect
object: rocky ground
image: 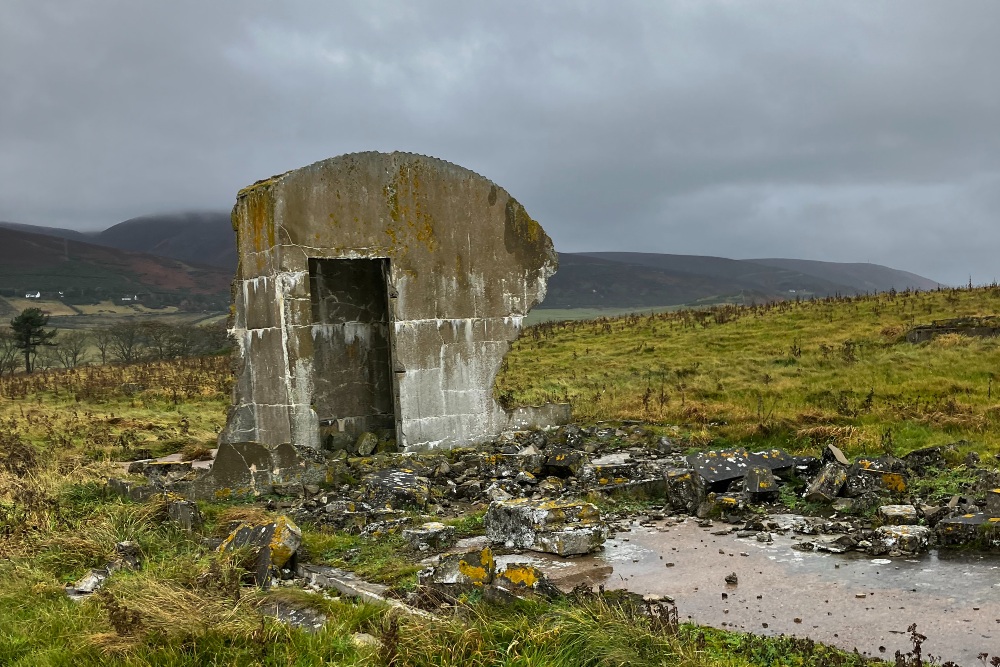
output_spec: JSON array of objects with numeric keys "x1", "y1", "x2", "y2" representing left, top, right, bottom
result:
[{"x1": 97, "y1": 423, "x2": 1000, "y2": 609}]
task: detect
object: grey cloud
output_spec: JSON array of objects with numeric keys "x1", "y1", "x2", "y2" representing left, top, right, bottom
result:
[{"x1": 1, "y1": 0, "x2": 998, "y2": 284}]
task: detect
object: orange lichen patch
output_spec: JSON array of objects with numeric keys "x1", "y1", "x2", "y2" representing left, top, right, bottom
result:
[
  {"x1": 268, "y1": 515, "x2": 301, "y2": 568},
  {"x1": 881, "y1": 473, "x2": 907, "y2": 494},
  {"x1": 456, "y1": 547, "x2": 494, "y2": 586},
  {"x1": 498, "y1": 564, "x2": 539, "y2": 588}
]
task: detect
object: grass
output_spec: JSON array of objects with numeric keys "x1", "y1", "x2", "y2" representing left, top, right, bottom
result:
[
  {"x1": 8, "y1": 287, "x2": 1000, "y2": 664},
  {"x1": 499, "y1": 285, "x2": 1000, "y2": 458}
]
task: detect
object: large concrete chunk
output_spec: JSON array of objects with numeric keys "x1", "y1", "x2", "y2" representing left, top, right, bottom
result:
[
  {"x1": 872, "y1": 525, "x2": 932, "y2": 554},
  {"x1": 218, "y1": 515, "x2": 302, "y2": 586},
  {"x1": 220, "y1": 152, "x2": 558, "y2": 452},
  {"x1": 804, "y1": 463, "x2": 848, "y2": 502},
  {"x1": 485, "y1": 499, "x2": 606, "y2": 556},
  {"x1": 418, "y1": 547, "x2": 496, "y2": 587}
]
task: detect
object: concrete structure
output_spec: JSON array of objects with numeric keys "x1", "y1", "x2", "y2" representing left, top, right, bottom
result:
[{"x1": 220, "y1": 152, "x2": 557, "y2": 451}]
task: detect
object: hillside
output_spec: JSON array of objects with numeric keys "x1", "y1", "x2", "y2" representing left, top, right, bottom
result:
[
  {"x1": 96, "y1": 212, "x2": 236, "y2": 269},
  {"x1": 0, "y1": 226, "x2": 231, "y2": 310},
  {"x1": 749, "y1": 257, "x2": 940, "y2": 293},
  {"x1": 548, "y1": 251, "x2": 937, "y2": 309},
  {"x1": 1, "y1": 214, "x2": 943, "y2": 313},
  {"x1": 500, "y1": 284, "x2": 1000, "y2": 456}
]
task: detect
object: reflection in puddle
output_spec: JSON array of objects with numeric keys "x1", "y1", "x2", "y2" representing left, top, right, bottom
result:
[{"x1": 526, "y1": 518, "x2": 999, "y2": 665}]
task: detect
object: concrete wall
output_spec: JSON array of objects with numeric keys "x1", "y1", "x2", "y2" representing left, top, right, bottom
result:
[{"x1": 220, "y1": 152, "x2": 557, "y2": 451}]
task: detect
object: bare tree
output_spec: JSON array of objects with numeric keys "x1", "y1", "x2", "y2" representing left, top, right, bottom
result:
[
  {"x1": 108, "y1": 321, "x2": 146, "y2": 364},
  {"x1": 93, "y1": 327, "x2": 114, "y2": 365},
  {"x1": 52, "y1": 330, "x2": 91, "y2": 368},
  {"x1": 0, "y1": 329, "x2": 19, "y2": 376}
]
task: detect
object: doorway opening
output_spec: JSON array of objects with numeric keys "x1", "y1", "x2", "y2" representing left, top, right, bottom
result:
[{"x1": 308, "y1": 258, "x2": 396, "y2": 446}]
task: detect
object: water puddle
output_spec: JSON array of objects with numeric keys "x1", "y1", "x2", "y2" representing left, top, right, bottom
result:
[{"x1": 513, "y1": 519, "x2": 1000, "y2": 665}]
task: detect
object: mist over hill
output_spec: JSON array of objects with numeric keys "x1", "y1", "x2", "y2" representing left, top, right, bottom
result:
[{"x1": 0, "y1": 214, "x2": 943, "y2": 312}]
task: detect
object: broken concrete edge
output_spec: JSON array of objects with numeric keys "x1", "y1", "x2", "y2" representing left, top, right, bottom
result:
[{"x1": 297, "y1": 563, "x2": 435, "y2": 620}]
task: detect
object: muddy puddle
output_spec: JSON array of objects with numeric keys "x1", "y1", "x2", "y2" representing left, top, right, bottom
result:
[{"x1": 502, "y1": 519, "x2": 1000, "y2": 665}]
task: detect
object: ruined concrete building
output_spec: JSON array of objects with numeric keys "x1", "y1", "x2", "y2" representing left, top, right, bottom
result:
[{"x1": 220, "y1": 152, "x2": 559, "y2": 452}]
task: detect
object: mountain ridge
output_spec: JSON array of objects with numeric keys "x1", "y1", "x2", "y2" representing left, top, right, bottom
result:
[{"x1": 0, "y1": 214, "x2": 944, "y2": 312}]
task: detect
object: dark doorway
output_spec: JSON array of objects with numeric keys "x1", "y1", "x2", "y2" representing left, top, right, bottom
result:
[{"x1": 308, "y1": 258, "x2": 395, "y2": 445}]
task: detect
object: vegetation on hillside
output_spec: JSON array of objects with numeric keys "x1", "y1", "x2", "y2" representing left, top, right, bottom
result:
[{"x1": 500, "y1": 285, "x2": 1000, "y2": 458}]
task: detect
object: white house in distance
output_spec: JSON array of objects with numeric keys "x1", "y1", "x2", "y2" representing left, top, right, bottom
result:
[{"x1": 25, "y1": 291, "x2": 40, "y2": 299}]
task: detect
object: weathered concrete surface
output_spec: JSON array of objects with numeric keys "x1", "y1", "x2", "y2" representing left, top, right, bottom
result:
[
  {"x1": 221, "y1": 152, "x2": 558, "y2": 451},
  {"x1": 184, "y1": 441, "x2": 329, "y2": 500},
  {"x1": 485, "y1": 499, "x2": 606, "y2": 556}
]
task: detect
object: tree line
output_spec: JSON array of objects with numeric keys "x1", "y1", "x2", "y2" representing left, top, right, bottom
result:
[{"x1": 0, "y1": 307, "x2": 231, "y2": 375}]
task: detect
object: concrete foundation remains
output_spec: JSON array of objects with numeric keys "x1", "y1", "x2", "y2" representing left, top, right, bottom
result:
[{"x1": 220, "y1": 152, "x2": 558, "y2": 451}]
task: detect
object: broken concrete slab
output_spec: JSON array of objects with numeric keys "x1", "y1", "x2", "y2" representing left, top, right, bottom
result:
[
  {"x1": 742, "y1": 466, "x2": 779, "y2": 502},
  {"x1": 686, "y1": 448, "x2": 752, "y2": 486},
  {"x1": 218, "y1": 515, "x2": 302, "y2": 586},
  {"x1": 107, "y1": 477, "x2": 159, "y2": 502},
  {"x1": 363, "y1": 469, "x2": 430, "y2": 509},
  {"x1": 663, "y1": 468, "x2": 706, "y2": 514},
  {"x1": 871, "y1": 525, "x2": 932, "y2": 554},
  {"x1": 167, "y1": 499, "x2": 203, "y2": 532},
  {"x1": 485, "y1": 499, "x2": 606, "y2": 556},
  {"x1": 804, "y1": 463, "x2": 848, "y2": 502},
  {"x1": 220, "y1": 151, "x2": 559, "y2": 452},
  {"x1": 185, "y1": 441, "x2": 329, "y2": 501},
  {"x1": 936, "y1": 513, "x2": 1000, "y2": 547},
  {"x1": 403, "y1": 522, "x2": 456, "y2": 551},
  {"x1": 543, "y1": 448, "x2": 588, "y2": 477},
  {"x1": 877, "y1": 505, "x2": 918, "y2": 525},
  {"x1": 418, "y1": 546, "x2": 496, "y2": 588}
]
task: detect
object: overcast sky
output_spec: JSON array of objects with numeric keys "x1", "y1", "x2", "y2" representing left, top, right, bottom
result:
[{"x1": 2, "y1": 1, "x2": 998, "y2": 285}]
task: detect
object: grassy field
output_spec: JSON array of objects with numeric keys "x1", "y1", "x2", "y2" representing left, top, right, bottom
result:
[
  {"x1": 501, "y1": 285, "x2": 1000, "y2": 459},
  {"x1": 7, "y1": 287, "x2": 998, "y2": 665}
]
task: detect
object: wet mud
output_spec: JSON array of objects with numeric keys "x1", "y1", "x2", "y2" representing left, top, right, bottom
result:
[{"x1": 507, "y1": 518, "x2": 1000, "y2": 665}]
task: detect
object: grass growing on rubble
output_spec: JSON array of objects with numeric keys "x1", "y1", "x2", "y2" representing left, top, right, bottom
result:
[{"x1": 498, "y1": 285, "x2": 1000, "y2": 459}]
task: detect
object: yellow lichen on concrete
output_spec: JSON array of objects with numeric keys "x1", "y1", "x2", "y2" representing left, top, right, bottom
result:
[{"x1": 498, "y1": 564, "x2": 539, "y2": 588}]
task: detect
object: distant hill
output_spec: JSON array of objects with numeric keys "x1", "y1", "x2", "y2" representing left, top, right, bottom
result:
[
  {"x1": 96, "y1": 212, "x2": 236, "y2": 269},
  {"x1": 0, "y1": 213, "x2": 943, "y2": 312},
  {"x1": 0, "y1": 226, "x2": 231, "y2": 310},
  {"x1": 747, "y1": 258, "x2": 940, "y2": 293},
  {"x1": 544, "y1": 252, "x2": 940, "y2": 309},
  {"x1": 0, "y1": 220, "x2": 95, "y2": 242}
]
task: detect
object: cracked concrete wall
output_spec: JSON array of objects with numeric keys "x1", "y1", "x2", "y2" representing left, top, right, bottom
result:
[{"x1": 220, "y1": 151, "x2": 557, "y2": 451}]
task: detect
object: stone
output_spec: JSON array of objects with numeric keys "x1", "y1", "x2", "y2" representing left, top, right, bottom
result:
[
  {"x1": 218, "y1": 515, "x2": 302, "y2": 586},
  {"x1": 985, "y1": 488, "x2": 1000, "y2": 516},
  {"x1": 663, "y1": 468, "x2": 706, "y2": 514},
  {"x1": 485, "y1": 499, "x2": 606, "y2": 556},
  {"x1": 878, "y1": 505, "x2": 918, "y2": 525},
  {"x1": 695, "y1": 492, "x2": 744, "y2": 519},
  {"x1": 363, "y1": 469, "x2": 430, "y2": 509},
  {"x1": 937, "y1": 513, "x2": 1000, "y2": 547},
  {"x1": 66, "y1": 568, "x2": 109, "y2": 600},
  {"x1": 871, "y1": 525, "x2": 932, "y2": 554},
  {"x1": 107, "y1": 477, "x2": 159, "y2": 502},
  {"x1": 687, "y1": 448, "x2": 753, "y2": 486},
  {"x1": 220, "y1": 152, "x2": 559, "y2": 453},
  {"x1": 418, "y1": 547, "x2": 495, "y2": 587},
  {"x1": 494, "y1": 563, "x2": 561, "y2": 598},
  {"x1": 823, "y1": 444, "x2": 850, "y2": 466},
  {"x1": 748, "y1": 449, "x2": 794, "y2": 473},
  {"x1": 742, "y1": 466, "x2": 778, "y2": 502},
  {"x1": 724, "y1": 572, "x2": 738, "y2": 585},
  {"x1": 579, "y1": 455, "x2": 665, "y2": 496},
  {"x1": 403, "y1": 522, "x2": 456, "y2": 552},
  {"x1": 186, "y1": 441, "x2": 329, "y2": 501},
  {"x1": 544, "y1": 448, "x2": 588, "y2": 477},
  {"x1": 804, "y1": 463, "x2": 848, "y2": 502},
  {"x1": 484, "y1": 482, "x2": 514, "y2": 503},
  {"x1": 167, "y1": 499, "x2": 203, "y2": 531},
  {"x1": 355, "y1": 432, "x2": 379, "y2": 456},
  {"x1": 112, "y1": 541, "x2": 142, "y2": 570}
]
